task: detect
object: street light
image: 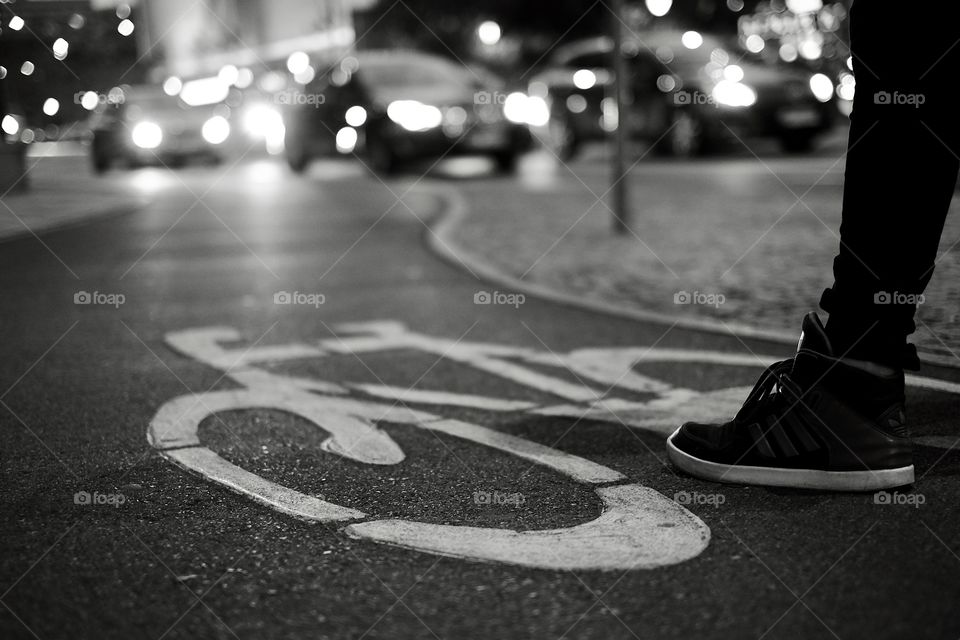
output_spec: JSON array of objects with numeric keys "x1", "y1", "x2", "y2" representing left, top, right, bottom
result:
[
  {"x1": 477, "y1": 21, "x2": 501, "y2": 46},
  {"x1": 645, "y1": 0, "x2": 672, "y2": 17}
]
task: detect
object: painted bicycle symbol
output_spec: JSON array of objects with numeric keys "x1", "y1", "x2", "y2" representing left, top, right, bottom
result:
[{"x1": 148, "y1": 321, "x2": 960, "y2": 570}]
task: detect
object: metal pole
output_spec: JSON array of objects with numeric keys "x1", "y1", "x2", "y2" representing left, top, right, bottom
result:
[{"x1": 610, "y1": 0, "x2": 629, "y2": 234}]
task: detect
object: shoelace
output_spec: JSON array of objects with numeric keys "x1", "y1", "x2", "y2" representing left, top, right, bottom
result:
[{"x1": 732, "y1": 359, "x2": 795, "y2": 426}]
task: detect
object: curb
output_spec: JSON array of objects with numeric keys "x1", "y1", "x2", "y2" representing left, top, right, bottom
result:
[{"x1": 421, "y1": 183, "x2": 960, "y2": 371}]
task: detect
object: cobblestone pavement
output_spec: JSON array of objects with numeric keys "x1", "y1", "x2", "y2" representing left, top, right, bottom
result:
[{"x1": 446, "y1": 139, "x2": 960, "y2": 364}]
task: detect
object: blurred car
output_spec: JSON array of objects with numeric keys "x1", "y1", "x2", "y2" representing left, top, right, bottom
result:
[
  {"x1": 532, "y1": 31, "x2": 836, "y2": 159},
  {"x1": 89, "y1": 84, "x2": 232, "y2": 172},
  {"x1": 282, "y1": 50, "x2": 535, "y2": 175}
]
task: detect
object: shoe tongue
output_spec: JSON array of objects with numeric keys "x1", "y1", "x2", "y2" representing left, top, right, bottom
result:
[{"x1": 793, "y1": 312, "x2": 833, "y2": 372}]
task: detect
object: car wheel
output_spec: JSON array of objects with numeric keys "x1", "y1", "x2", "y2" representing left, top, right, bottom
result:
[
  {"x1": 666, "y1": 110, "x2": 703, "y2": 158},
  {"x1": 285, "y1": 138, "x2": 309, "y2": 173},
  {"x1": 91, "y1": 133, "x2": 111, "y2": 174},
  {"x1": 779, "y1": 132, "x2": 815, "y2": 154},
  {"x1": 91, "y1": 153, "x2": 110, "y2": 174},
  {"x1": 492, "y1": 150, "x2": 519, "y2": 174}
]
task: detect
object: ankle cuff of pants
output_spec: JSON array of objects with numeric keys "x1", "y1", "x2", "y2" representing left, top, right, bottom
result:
[{"x1": 820, "y1": 288, "x2": 920, "y2": 370}]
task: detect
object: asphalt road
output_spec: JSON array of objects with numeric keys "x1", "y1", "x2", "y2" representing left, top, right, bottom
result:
[{"x1": 2, "y1": 151, "x2": 960, "y2": 640}]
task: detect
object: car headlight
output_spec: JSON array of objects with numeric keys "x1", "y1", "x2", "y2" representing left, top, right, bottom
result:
[
  {"x1": 345, "y1": 105, "x2": 367, "y2": 127},
  {"x1": 202, "y1": 115, "x2": 230, "y2": 144},
  {"x1": 711, "y1": 80, "x2": 757, "y2": 107},
  {"x1": 503, "y1": 92, "x2": 550, "y2": 127},
  {"x1": 809, "y1": 73, "x2": 834, "y2": 103},
  {"x1": 387, "y1": 100, "x2": 442, "y2": 132},
  {"x1": 131, "y1": 121, "x2": 163, "y2": 149},
  {"x1": 242, "y1": 104, "x2": 283, "y2": 138},
  {"x1": 242, "y1": 104, "x2": 284, "y2": 153}
]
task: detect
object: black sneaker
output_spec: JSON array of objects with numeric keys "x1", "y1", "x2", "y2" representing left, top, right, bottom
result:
[{"x1": 667, "y1": 313, "x2": 914, "y2": 491}]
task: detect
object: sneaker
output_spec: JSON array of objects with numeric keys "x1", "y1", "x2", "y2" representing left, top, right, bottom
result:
[{"x1": 667, "y1": 312, "x2": 914, "y2": 491}]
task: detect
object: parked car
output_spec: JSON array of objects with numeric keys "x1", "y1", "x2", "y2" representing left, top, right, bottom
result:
[
  {"x1": 532, "y1": 31, "x2": 835, "y2": 159},
  {"x1": 282, "y1": 50, "x2": 533, "y2": 175},
  {"x1": 89, "y1": 85, "x2": 231, "y2": 172}
]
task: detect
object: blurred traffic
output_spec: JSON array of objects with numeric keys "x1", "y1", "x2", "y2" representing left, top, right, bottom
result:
[{"x1": 1, "y1": 0, "x2": 856, "y2": 187}]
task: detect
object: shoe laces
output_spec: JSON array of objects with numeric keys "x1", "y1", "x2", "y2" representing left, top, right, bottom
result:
[{"x1": 733, "y1": 359, "x2": 796, "y2": 426}]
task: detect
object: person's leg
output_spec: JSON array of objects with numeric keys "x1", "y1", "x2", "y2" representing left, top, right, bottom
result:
[
  {"x1": 822, "y1": 1, "x2": 960, "y2": 369},
  {"x1": 667, "y1": 2, "x2": 960, "y2": 490}
]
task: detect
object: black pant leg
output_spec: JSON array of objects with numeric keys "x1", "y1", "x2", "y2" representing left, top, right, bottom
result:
[{"x1": 822, "y1": 1, "x2": 960, "y2": 368}]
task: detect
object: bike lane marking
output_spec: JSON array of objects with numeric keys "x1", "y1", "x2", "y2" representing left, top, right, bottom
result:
[{"x1": 149, "y1": 322, "x2": 960, "y2": 570}]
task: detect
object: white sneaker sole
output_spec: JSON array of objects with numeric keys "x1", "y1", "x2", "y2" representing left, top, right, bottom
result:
[{"x1": 667, "y1": 428, "x2": 914, "y2": 492}]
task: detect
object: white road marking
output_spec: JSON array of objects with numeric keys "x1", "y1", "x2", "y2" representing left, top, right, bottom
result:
[
  {"x1": 322, "y1": 322, "x2": 602, "y2": 403},
  {"x1": 166, "y1": 327, "x2": 343, "y2": 393},
  {"x1": 423, "y1": 419, "x2": 625, "y2": 484},
  {"x1": 148, "y1": 321, "x2": 960, "y2": 570},
  {"x1": 345, "y1": 484, "x2": 710, "y2": 571},
  {"x1": 165, "y1": 446, "x2": 366, "y2": 522},
  {"x1": 349, "y1": 383, "x2": 537, "y2": 412},
  {"x1": 149, "y1": 388, "x2": 407, "y2": 465}
]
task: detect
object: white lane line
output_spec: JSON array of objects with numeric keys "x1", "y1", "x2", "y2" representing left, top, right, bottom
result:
[
  {"x1": 164, "y1": 446, "x2": 366, "y2": 522},
  {"x1": 344, "y1": 484, "x2": 710, "y2": 571}
]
